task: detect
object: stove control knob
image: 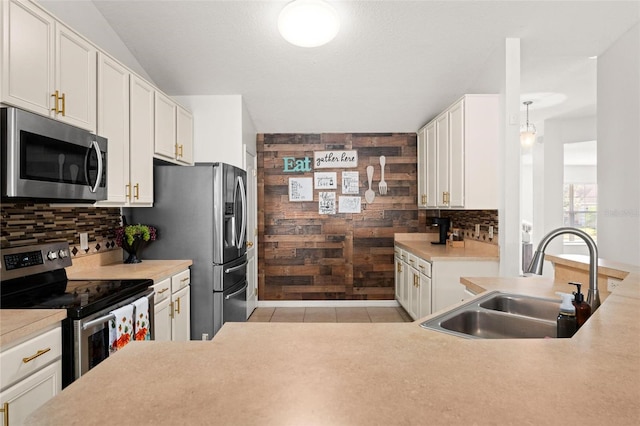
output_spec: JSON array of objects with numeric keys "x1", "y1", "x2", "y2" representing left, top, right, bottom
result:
[
  {"x1": 58, "y1": 249, "x2": 68, "y2": 259},
  {"x1": 47, "y1": 251, "x2": 58, "y2": 261}
]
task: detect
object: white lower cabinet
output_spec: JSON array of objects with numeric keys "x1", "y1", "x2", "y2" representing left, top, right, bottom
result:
[
  {"x1": 152, "y1": 269, "x2": 191, "y2": 341},
  {"x1": 394, "y1": 244, "x2": 498, "y2": 318},
  {"x1": 0, "y1": 325, "x2": 62, "y2": 425}
]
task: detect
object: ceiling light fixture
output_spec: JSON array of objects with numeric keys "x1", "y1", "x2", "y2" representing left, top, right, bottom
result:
[
  {"x1": 520, "y1": 101, "x2": 536, "y2": 147},
  {"x1": 278, "y1": 0, "x2": 340, "y2": 48}
]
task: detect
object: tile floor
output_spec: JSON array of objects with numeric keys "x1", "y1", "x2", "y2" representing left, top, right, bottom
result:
[{"x1": 248, "y1": 306, "x2": 413, "y2": 323}]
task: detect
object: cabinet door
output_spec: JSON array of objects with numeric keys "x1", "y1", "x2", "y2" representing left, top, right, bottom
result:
[
  {"x1": 435, "y1": 113, "x2": 449, "y2": 208},
  {"x1": 447, "y1": 99, "x2": 465, "y2": 208},
  {"x1": 425, "y1": 122, "x2": 437, "y2": 208},
  {"x1": 394, "y1": 254, "x2": 404, "y2": 305},
  {"x1": 54, "y1": 23, "x2": 96, "y2": 132},
  {"x1": 153, "y1": 297, "x2": 172, "y2": 342},
  {"x1": 176, "y1": 106, "x2": 194, "y2": 165},
  {"x1": 416, "y1": 126, "x2": 427, "y2": 208},
  {"x1": 171, "y1": 286, "x2": 191, "y2": 341},
  {"x1": 418, "y1": 273, "x2": 432, "y2": 318},
  {"x1": 1, "y1": 0, "x2": 54, "y2": 115},
  {"x1": 0, "y1": 361, "x2": 61, "y2": 426},
  {"x1": 97, "y1": 53, "x2": 129, "y2": 205},
  {"x1": 154, "y1": 91, "x2": 177, "y2": 161},
  {"x1": 129, "y1": 75, "x2": 154, "y2": 205},
  {"x1": 408, "y1": 267, "x2": 420, "y2": 320}
]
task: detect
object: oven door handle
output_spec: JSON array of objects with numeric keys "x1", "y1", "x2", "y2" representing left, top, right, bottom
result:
[
  {"x1": 82, "y1": 291, "x2": 155, "y2": 330},
  {"x1": 224, "y1": 282, "x2": 248, "y2": 300},
  {"x1": 82, "y1": 313, "x2": 115, "y2": 330},
  {"x1": 225, "y1": 261, "x2": 247, "y2": 274}
]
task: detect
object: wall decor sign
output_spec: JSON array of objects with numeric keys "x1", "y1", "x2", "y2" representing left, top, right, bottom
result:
[
  {"x1": 339, "y1": 196, "x2": 361, "y2": 213},
  {"x1": 314, "y1": 172, "x2": 337, "y2": 189},
  {"x1": 283, "y1": 156, "x2": 312, "y2": 172},
  {"x1": 319, "y1": 192, "x2": 336, "y2": 215},
  {"x1": 288, "y1": 177, "x2": 313, "y2": 201},
  {"x1": 314, "y1": 150, "x2": 358, "y2": 169},
  {"x1": 341, "y1": 171, "x2": 359, "y2": 194}
]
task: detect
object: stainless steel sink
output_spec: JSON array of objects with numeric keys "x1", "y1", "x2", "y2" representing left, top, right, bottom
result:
[{"x1": 420, "y1": 291, "x2": 560, "y2": 339}]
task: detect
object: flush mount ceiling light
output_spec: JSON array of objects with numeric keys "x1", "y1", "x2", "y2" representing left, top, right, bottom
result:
[
  {"x1": 520, "y1": 101, "x2": 536, "y2": 147},
  {"x1": 278, "y1": 0, "x2": 340, "y2": 48}
]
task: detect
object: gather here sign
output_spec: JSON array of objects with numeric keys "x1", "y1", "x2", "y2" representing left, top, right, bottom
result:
[{"x1": 314, "y1": 150, "x2": 358, "y2": 169}]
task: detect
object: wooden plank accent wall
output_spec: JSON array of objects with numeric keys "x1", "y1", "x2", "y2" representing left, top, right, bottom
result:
[{"x1": 258, "y1": 133, "x2": 426, "y2": 301}]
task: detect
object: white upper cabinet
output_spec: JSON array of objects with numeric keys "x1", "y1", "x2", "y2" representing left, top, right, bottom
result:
[
  {"x1": 96, "y1": 52, "x2": 130, "y2": 205},
  {"x1": 154, "y1": 91, "x2": 194, "y2": 165},
  {"x1": 417, "y1": 94, "x2": 499, "y2": 210},
  {"x1": 417, "y1": 127, "x2": 427, "y2": 208},
  {"x1": 129, "y1": 75, "x2": 154, "y2": 206},
  {"x1": 154, "y1": 91, "x2": 177, "y2": 160},
  {"x1": 176, "y1": 106, "x2": 194, "y2": 164},
  {"x1": 1, "y1": 0, "x2": 96, "y2": 132}
]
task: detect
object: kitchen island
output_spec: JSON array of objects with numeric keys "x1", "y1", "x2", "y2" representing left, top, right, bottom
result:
[{"x1": 26, "y1": 269, "x2": 639, "y2": 424}]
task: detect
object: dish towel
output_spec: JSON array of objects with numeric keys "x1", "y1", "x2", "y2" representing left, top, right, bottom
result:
[
  {"x1": 132, "y1": 296, "x2": 151, "y2": 341},
  {"x1": 109, "y1": 304, "x2": 134, "y2": 353}
]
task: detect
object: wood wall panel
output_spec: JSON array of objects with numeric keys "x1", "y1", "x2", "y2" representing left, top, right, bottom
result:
[{"x1": 258, "y1": 133, "x2": 425, "y2": 301}]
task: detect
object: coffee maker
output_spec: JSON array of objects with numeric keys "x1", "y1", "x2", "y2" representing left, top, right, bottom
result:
[{"x1": 431, "y1": 217, "x2": 451, "y2": 245}]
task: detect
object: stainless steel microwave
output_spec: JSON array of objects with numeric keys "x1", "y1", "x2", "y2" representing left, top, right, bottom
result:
[{"x1": 1, "y1": 107, "x2": 107, "y2": 203}]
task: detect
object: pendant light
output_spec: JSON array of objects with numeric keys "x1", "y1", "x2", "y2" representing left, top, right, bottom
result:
[
  {"x1": 520, "y1": 101, "x2": 536, "y2": 147},
  {"x1": 278, "y1": 0, "x2": 340, "y2": 48}
]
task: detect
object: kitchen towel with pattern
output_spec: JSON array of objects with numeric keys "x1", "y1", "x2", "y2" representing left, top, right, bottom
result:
[
  {"x1": 132, "y1": 296, "x2": 151, "y2": 341},
  {"x1": 109, "y1": 304, "x2": 134, "y2": 352}
]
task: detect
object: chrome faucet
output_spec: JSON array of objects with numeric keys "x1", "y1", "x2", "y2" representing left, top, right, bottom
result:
[{"x1": 526, "y1": 227, "x2": 601, "y2": 312}]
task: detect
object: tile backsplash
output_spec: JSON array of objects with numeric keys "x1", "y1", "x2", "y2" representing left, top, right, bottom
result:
[
  {"x1": 1, "y1": 203, "x2": 121, "y2": 258},
  {"x1": 425, "y1": 209, "x2": 499, "y2": 244}
]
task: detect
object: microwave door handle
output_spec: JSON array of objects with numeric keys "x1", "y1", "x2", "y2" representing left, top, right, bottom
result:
[
  {"x1": 236, "y1": 175, "x2": 247, "y2": 248},
  {"x1": 88, "y1": 141, "x2": 103, "y2": 193}
]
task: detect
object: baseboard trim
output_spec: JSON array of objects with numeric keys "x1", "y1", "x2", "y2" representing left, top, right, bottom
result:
[{"x1": 257, "y1": 300, "x2": 400, "y2": 308}]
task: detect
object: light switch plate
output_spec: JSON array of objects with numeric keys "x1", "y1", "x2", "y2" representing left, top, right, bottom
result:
[{"x1": 80, "y1": 232, "x2": 89, "y2": 250}]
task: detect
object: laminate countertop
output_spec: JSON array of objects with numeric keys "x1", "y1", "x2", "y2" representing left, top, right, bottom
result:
[
  {"x1": 394, "y1": 233, "x2": 499, "y2": 261},
  {"x1": 26, "y1": 269, "x2": 640, "y2": 424}
]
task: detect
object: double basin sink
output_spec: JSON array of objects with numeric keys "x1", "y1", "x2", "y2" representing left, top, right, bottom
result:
[{"x1": 420, "y1": 291, "x2": 561, "y2": 339}]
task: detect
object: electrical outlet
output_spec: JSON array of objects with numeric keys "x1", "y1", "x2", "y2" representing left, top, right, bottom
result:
[
  {"x1": 475, "y1": 224, "x2": 480, "y2": 238},
  {"x1": 80, "y1": 232, "x2": 89, "y2": 250},
  {"x1": 488, "y1": 226, "x2": 494, "y2": 239}
]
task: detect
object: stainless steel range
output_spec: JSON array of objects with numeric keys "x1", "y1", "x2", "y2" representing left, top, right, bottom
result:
[{"x1": 1, "y1": 242, "x2": 154, "y2": 388}]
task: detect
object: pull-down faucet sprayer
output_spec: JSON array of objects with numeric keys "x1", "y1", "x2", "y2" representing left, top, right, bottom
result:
[{"x1": 525, "y1": 227, "x2": 601, "y2": 312}]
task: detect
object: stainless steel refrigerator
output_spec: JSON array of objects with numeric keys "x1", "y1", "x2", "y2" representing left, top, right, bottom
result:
[{"x1": 129, "y1": 163, "x2": 247, "y2": 340}]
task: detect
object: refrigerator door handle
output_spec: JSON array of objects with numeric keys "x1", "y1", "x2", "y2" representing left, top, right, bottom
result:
[
  {"x1": 225, "y1": 261, "x2": 248, "y2": 274},
  {"x1": 236, "y1": 175, "x2": 247, "y2": 249},
  {"x1": 225, "y1": 282, "x2": 248, "y2": 300}
]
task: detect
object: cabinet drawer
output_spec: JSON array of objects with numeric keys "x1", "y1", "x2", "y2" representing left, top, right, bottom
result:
[
  {"x1": 0, "y1": 327, "x2": 62, "y2": 391},
  {"x1": 171, "y1": 269, "x2": 190, "y2": 293},
  {"x1": 152, "y1": 278, "x2": 171, "y2": 304},
  {"x1": 417, "y1": 258, "x2": 432, "y2": 277},
  {"x1": 407, "y1": 253, "x2": 418, "y2": 269}
]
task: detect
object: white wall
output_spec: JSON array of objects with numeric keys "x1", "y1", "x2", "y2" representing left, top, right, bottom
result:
[
  {"x1": 36, "y1": 0, "x2": 153, "y2": 82},
  {"x1": 597, "y1": 23, "x2": 640, "y2": 266},
  {"x1": 173, "y1": 95, "x2": 256, "y2": 169}
]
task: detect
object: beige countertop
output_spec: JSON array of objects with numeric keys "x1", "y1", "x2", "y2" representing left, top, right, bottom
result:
[
  {"x1": 66, "y1": 251, "x2": 192, "y2": 283},
  {"x1": 0, "y1": 310, "x2": 67, "y2": 348},
  {"x1": 395, "y1": 232, "x2": 499, "y2": 261},
  {"x1": 546, "y1": 253, "x2": 632, "y2": 281},
  {"x1": 26, "y1": 269, "x2": 640, "y2": 424}
]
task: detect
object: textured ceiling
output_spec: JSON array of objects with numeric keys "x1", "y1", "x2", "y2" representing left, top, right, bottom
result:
[{"x1": 85, "y1": 1, "x2": 640, "y2": 133}]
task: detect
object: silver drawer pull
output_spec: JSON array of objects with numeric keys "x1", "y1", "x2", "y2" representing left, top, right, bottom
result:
[{"x1": 22, "y1": 348, "x2": 51, "y2": 364}]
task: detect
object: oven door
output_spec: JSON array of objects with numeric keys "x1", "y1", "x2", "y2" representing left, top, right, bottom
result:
[
  {"x1": 71, "y1": 289, "x2": 153, "y2": 385},
  {"x1": 1, "y1": 107, "x2": 107, "y2": 202}
]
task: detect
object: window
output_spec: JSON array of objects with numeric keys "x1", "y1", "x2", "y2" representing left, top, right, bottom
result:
[{"x1": 563, "y1": 183, "x2": 597, "y2": 242}]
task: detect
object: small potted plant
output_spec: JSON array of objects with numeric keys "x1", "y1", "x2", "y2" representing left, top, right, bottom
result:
[{"x1": 115, "y1": 223, "x2": 157, "y2": 264}]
